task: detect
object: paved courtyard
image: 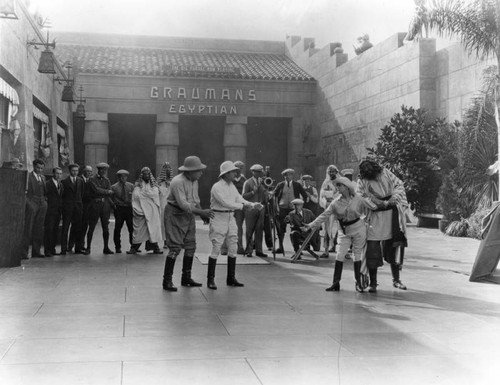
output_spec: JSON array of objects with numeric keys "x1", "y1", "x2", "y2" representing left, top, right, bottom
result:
[{"x1": 0, "y1": 222, "x2": 499, "y2": 385}]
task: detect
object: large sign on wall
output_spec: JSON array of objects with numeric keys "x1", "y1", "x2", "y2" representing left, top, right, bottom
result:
[{"x1": 150, "y1": 86, "x2": 256, "y2": 115}]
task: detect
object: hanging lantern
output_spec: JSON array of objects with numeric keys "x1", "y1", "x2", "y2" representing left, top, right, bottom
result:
[
  {"x1": 38, "y1": 49, "x2": 56, "y2": 74},
  {"x1": 61, "y1": 84, "x2": 74, "y2": 102},
  {"x1": 75, "y1": 103, "x2": 86, "y2": 118}
]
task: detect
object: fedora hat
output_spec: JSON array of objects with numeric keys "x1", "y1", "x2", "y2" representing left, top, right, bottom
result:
[
  {"x1": 218, "y1": 161, "x2": 240, "y2": 178},
  {"x1": 179, "y1": 156, "x2": 206, "y2": 172}
]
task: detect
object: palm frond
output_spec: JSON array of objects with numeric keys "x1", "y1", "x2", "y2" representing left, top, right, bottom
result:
[{"x1": 406, "y1": 0, "x2": 498, "y2": 59}]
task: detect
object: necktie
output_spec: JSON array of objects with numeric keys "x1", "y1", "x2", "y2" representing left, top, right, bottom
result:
[
  {"x1": 121, "y1": 183, "x2": 127, "y2": 202},
  {"x1": 287, "y1": 181, "x2": 290, "y2": 188}
]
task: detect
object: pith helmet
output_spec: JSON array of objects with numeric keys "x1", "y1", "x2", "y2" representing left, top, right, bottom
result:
[
  {"x1": 218, "y1": 161, "x2": 240, "y2": 178},
  {"x1": 178, "y1": 156, "x2": 206, "y2": 172}
]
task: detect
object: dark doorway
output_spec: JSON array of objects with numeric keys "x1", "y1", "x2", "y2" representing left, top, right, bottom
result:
[
  {"x1": 178, "y1": 115, "x2": 225, "y2": 208},
  {"x1": 247, "y1": 117, "x2": 289, "y2": 182},
  {"x1": 108, "y1": 114, "x2": 156, "y2": 183}
]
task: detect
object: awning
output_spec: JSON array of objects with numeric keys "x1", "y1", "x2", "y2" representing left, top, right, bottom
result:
[
  {"x1": 33, "y1": 106, "x2": 49, "y2": 123},
  {"x1": 57, "y1": 125, "x2": 66, "y2": 137},
  {"x1": 0, "y1": 77, "x2": 19, "y2": 105}
]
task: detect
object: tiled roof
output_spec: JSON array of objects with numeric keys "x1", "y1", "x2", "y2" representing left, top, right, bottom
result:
[{"x1": 56, "y1": 44, "x2": 314, "y2": 81}]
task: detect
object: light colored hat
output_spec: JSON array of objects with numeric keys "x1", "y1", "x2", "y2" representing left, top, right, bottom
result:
[
  {"x1": 334, "y1": 176, "x2": 356, "y2": 195},
  {"x1": 281, "y1": 168, "x2": 295, "y2": 176},
  {"x1": 291, "y1": 198, "x2": 304, "y2": 205},
  {"x1": 96, "y1": 162, "x2": 110, "y2": 169},
  {"x1": 250, "y1": 164, "x2": 264, "y2": 172},
  {"x1": 234, "y1": 160, "x2": 245, "y2": 169},
  {"x1": 179, "y1": 156, "x2": 206, "y2": 172},
  {"x1": 218, "y1": 161, "x2": 240, "y2": 178},
  {"x1": 83, "y1": 165, "x2": 92, "y2": 172},
  {"x1": 341, "y1": 169, "x2": 354, "y2": 176},
  {"x1": 116, "y1": 169, "x2": 129, "y2": 175},
  {"x1": 301, "y1": 174, "x2": 313, "y2": 180}
]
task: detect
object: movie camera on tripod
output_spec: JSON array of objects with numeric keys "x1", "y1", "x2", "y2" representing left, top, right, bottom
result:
[{"x1": 263, "y1": 166, "x2": 275, "y2": 190}]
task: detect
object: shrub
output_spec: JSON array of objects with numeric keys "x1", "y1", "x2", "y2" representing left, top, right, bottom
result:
[
  {"x1": 368, "y1": 106, "x2": 453, "y2": 214},
  {"x1": 466, "y1": 207, "x2": 490, "y2": 240}
]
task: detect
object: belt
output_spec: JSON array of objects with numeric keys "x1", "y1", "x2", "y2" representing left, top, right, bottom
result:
[
  {"x1": 213, "y1": 209, "x2": 234, "y2": 213},
  {"x1": 339, "y1": 217, "x2": 360, "y2": 231},
  {"x1": 168, "y1": 202, "x2": 181, "y2": 210}
]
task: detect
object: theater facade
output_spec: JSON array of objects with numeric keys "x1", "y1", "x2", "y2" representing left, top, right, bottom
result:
[{"x1": 55, "y1": 33, "x2": 316, "y2": 204}]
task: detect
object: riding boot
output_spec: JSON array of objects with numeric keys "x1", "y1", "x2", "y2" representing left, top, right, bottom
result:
[
  {"x1": 326, "y1": 260, "x2": 343, "y2": 291},
  {"x1": 181, "y1": 256, "x2": 202, "y2": 287},
  {"x1": 162, "y1": 257, "x2": 177, "y2": 291},
  {"x1": 353, "y1": 261, "x2": 364, "y2": 292},
  {"x1": 368, "y1": 268, "x2": 378, "y2": 293},
  {"x1": 226, "y1": 256, "x2": 244, "y2": 287},
  {"x1": 391, "y1": 263, "x2": 407, "y2": 290},
  {"x1": 207, "y1": 257, "x2": 217, "y2": 290}
]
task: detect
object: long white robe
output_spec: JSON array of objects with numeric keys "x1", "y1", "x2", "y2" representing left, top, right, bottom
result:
[{"x1": 132, "y1": 183, "x2": 163, "y2": 244}]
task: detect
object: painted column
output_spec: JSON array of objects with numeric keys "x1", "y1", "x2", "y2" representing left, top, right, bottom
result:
[
  {"x1": 223, "y1": 116, "x2": 247, "y2": 163},
  {"x1": 83, "y1": 112, "x2": 109, "y2": 167},
  {"x1": 155, "y1": 114, "x2": 179, "y2": 172}
]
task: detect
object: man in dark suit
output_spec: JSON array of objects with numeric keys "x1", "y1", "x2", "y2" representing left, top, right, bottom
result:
[
  {"x1": 78, "y1": 165, "x2": 93, "y2": 254},
  {"x1": 61, "y1": 163, "x2": 84, "y2": 254},
  {"x1": 43, "y1": 167, "x2": 63, "y2": 256},
  {"x1": 241, "y1": 164, "x2": 268, "y2": 258},
  {"x1": 273, "y1": 168, "x2": 308, "y2": 254},
  {"x1": 111, "y1": 169, "x2": 134, "y2": 253},
  {"x1": 22, "y1": 159, "x2": 47, "y2": 258},
  {"x1": 87, "y1": 162, "x2": 114, "y2": 254}
]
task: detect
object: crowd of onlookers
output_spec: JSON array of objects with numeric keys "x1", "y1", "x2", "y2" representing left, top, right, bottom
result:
[{"x1": 20, "y1": 156, "x2": 410, "y2": 293}]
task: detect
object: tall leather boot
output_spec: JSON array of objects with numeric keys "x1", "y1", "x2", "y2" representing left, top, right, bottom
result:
[
  {"x1": 368, "y1": 268, "x2": 378, "y2": 293},
  {"x1": 207, "y1": 257, "x2": 217, "y2": 290},
  {"x1": 353, "y1": 261, "x2": 364, "y2": 292},
  {"x1": 326, "y1": 260, "x2": 343, "y2": 291},
  {"x1": 181, "y1": 256, "x2": 202, "y2": 287},
  {"x1": 227, "y1": 256, "x2": 244, "y2": 287},
  {"x1": 391, "y1": 263, "x2": 407, "y2": 290},
  {"x1": 103, "y1": 232, "x2": 114, "y2": 254},
  {"x1": 162, "y1": 257, "x2": 177, "y2": 291}
]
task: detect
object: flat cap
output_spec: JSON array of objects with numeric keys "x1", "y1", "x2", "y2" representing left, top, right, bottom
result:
[
  {"x1": 301, "y1": 174, "x2": 313, "y2": 180},
  {"x1": 291, "y1": 198, "x2": 304, "y2": 205},
  {"x1": 96, "y1": 162, "x2": 110, "y2": 169},
  {"x1": 281, "y1": 168, "x2": 295, "y2": 176},
  {"x1": 250, "y1": 164, "x2": 264, "y2": 172},
  {"x1": 116, "y1": 169, "x2": 129, "y2": 175},
  {"x1": 234, "y1": 160, "x2": 245, "y2": 168}
]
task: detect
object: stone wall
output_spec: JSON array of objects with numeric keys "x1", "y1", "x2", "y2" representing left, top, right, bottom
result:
[{"x1": 287, "y1": 33, "x2": 492, "y2": 180}]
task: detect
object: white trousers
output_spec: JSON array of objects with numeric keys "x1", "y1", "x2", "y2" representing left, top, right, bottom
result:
[
  {"x1": 209, "y1": 212, "x2": 237, "y2": 259},
  {"x1": 336, "y1": 220, "x2": 366, "y2": 262}
]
